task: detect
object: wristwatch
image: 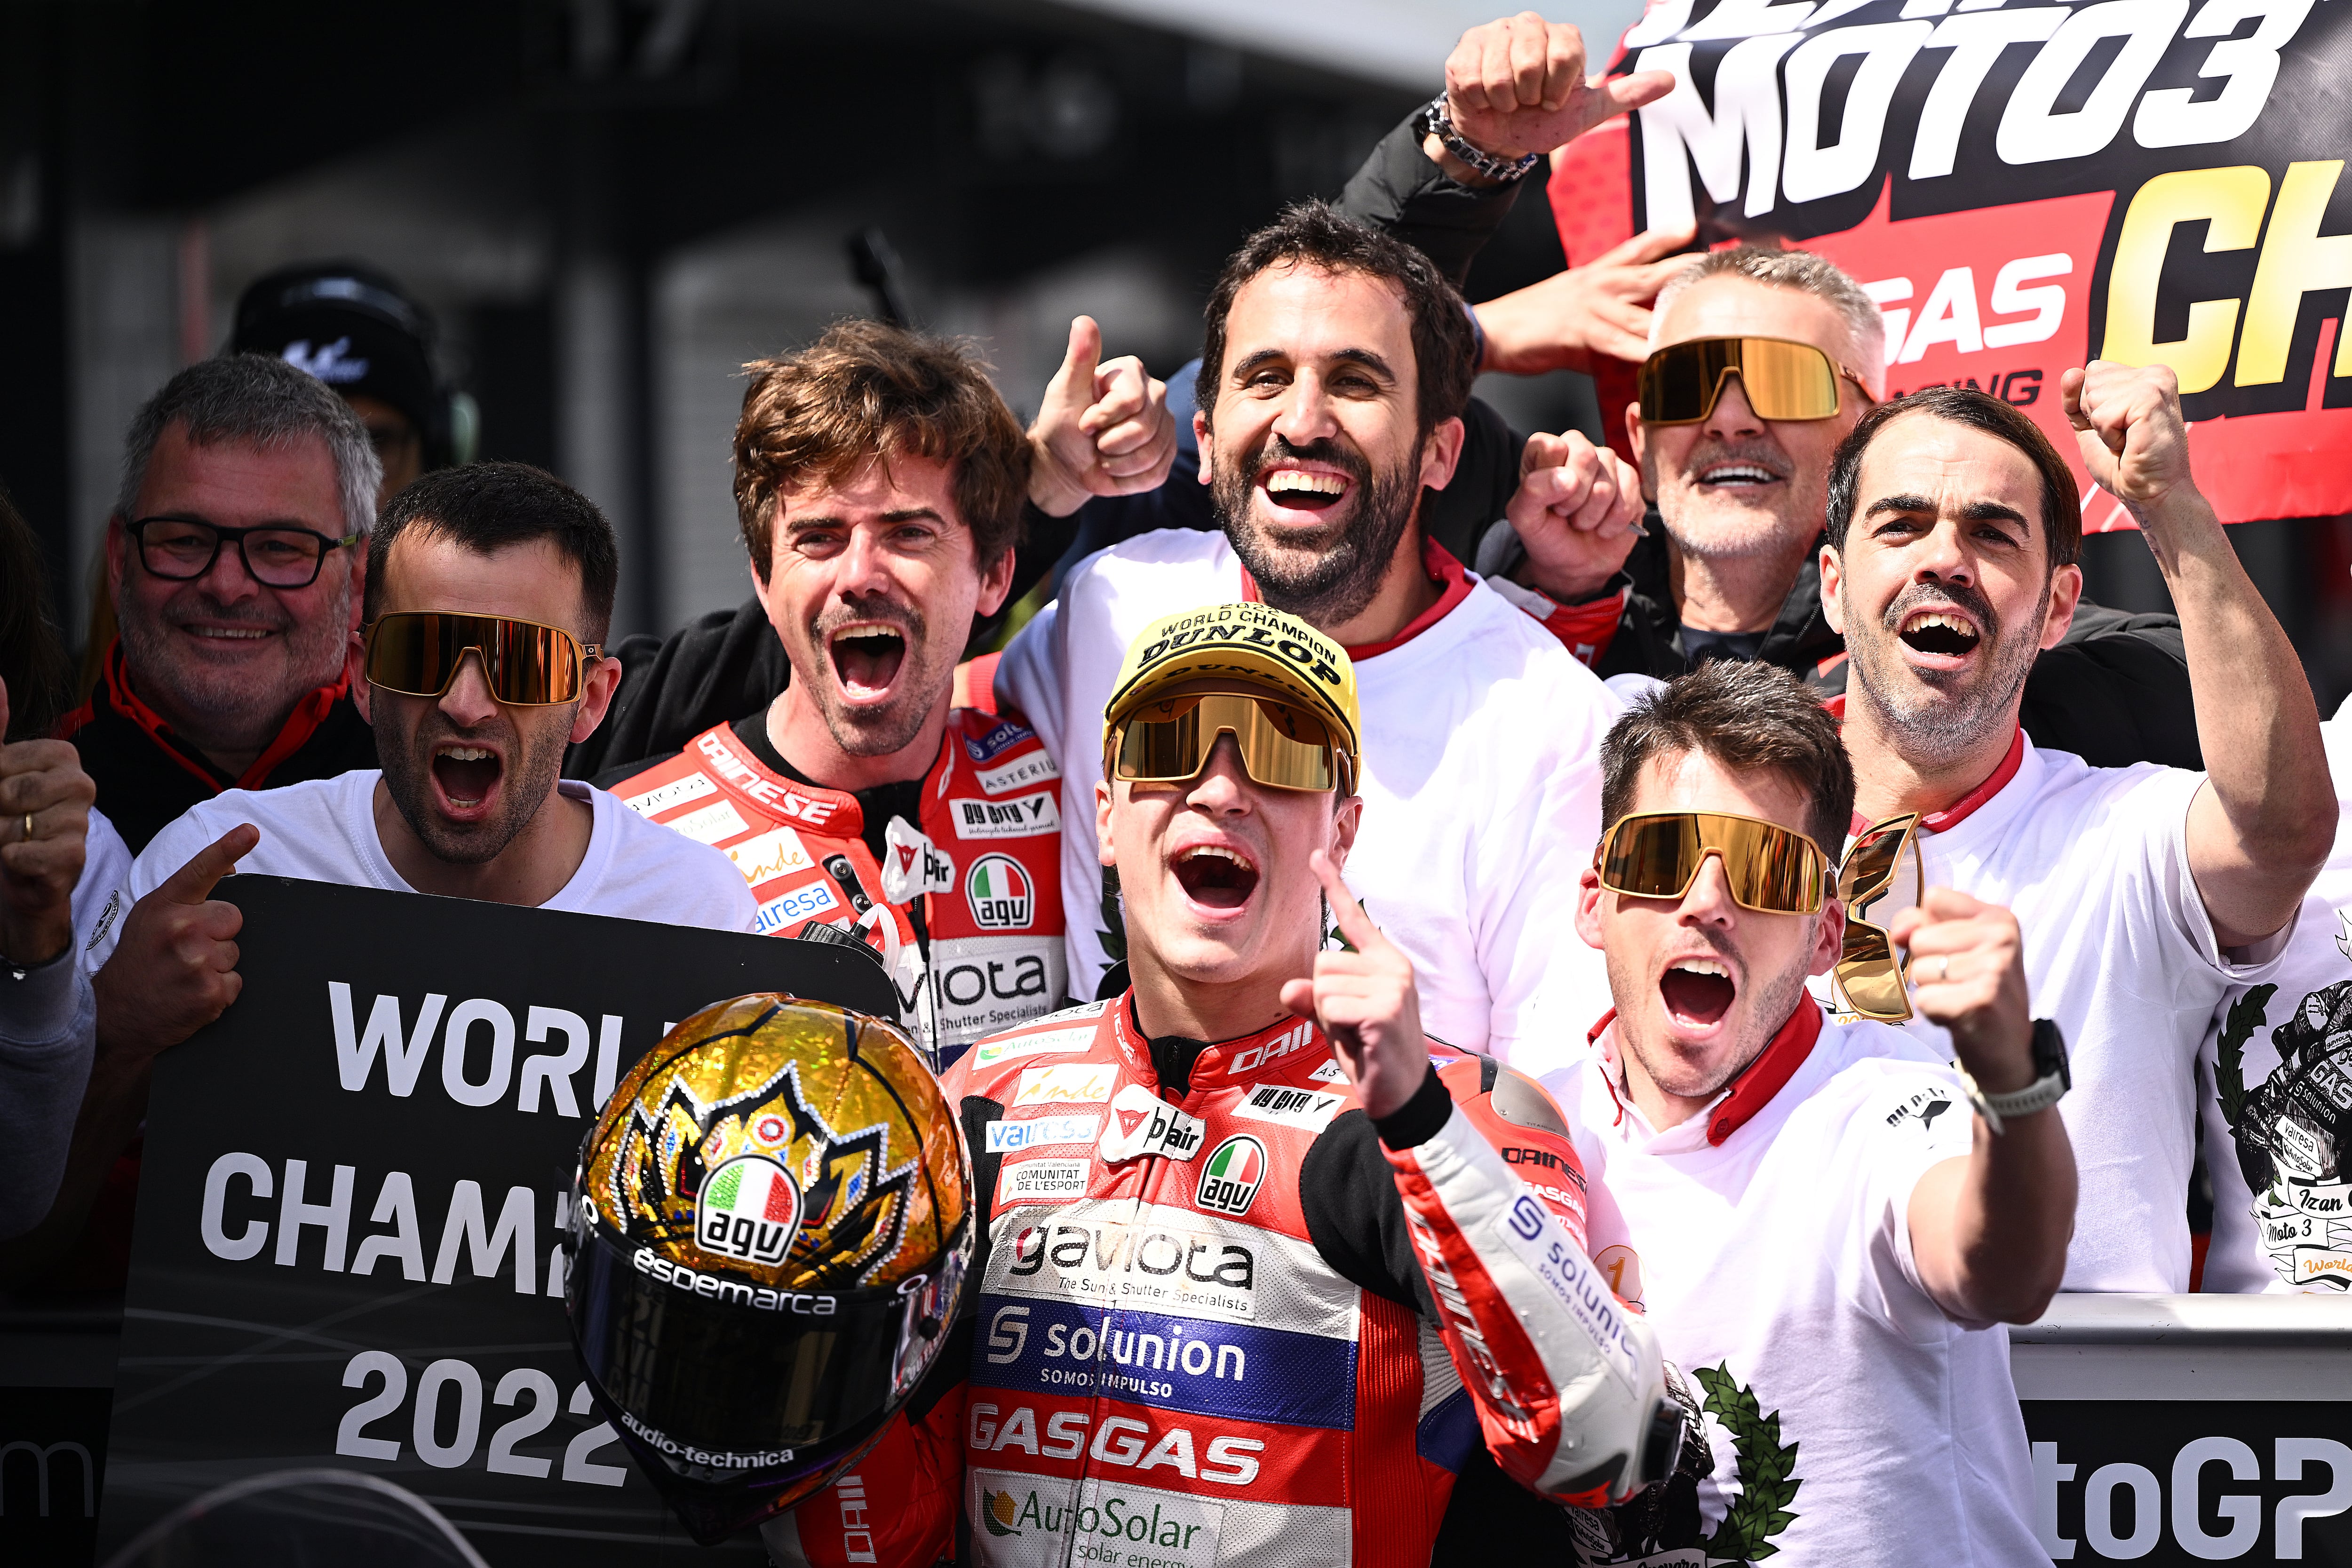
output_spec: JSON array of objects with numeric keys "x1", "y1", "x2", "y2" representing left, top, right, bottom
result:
[
  {"x1": 1414, "y1": 95, "x2": 1542, "y2": 186},
  {"x1": 1955, "y1": 1018, "x2": 2069, "y2": 1135}
]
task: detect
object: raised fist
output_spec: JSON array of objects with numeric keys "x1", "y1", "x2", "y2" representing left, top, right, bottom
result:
[
  {"x1": 2062, "y1": 360, "x2": 2194, "y2": 515},
  {"x1": 1507, "y1": 430, "x2": 1647, "y2": 604}
]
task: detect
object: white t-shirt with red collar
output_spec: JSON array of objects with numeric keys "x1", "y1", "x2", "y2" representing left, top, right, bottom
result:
[
  {"x1": 994, "y1": 528, "x2": 1620, "y2": 1075},
  {"x1": 1821, "y1": 733, "x2": 2284, "y2": 1293},
  {"x1": 1542, "y1": 1003, "x2": 2042, "y2": 1568}
]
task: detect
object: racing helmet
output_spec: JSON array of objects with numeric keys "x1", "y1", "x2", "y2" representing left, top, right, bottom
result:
[{"x1": 566, "y1": 995, "x2": 972, "y2": 1543}]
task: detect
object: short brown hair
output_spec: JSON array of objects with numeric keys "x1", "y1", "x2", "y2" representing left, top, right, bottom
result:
[
  {"x1": 1600, "y1": 661, "x2": 1854, "y2": 854},
  {"x1": 733, "y1": 320, "x2": 1031, "y2": 582},
  {"x1": 1199, "y1": 202, "x2": 1478, "y2": 443},
  {"x1": 1824, "y1": 386, "x2": 2082, "y2": 571}
]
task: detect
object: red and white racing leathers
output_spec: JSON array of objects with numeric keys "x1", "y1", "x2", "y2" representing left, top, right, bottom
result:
[
  {"x1": 765, "y1": 996, "x2": 1676, "y2": 1568},
  {"x1": 609, "y1": 711, "x2": 1066, "y2": 1065}
]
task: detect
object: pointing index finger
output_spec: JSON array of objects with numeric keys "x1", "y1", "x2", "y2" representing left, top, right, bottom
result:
[{"x1": 1307, "y1": 850, "x2": 1384, "y2": 954}]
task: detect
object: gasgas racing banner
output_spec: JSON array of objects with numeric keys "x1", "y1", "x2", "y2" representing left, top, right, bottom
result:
[
  {"x1": 1555, "y1": 0, "x2": 2352, "y2": 527},
  {"x1": 93, "y1": 876, "x2": 898, "y2": 1565}
]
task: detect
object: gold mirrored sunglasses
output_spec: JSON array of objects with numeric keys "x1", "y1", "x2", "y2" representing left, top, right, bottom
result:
[
  {"x1": 364, "y1": 611, "x2": 604, "y2": 707},
  {"x1": 1107, "y1": 691, "x2": 1354, "y2": 795},
  {"x1": 1832, "y1": 813, "x2": 1923, "y2": 1022},
  {"x1": 1594, "y1": 811, "x2": 1828, "y2": 915},
  {"x1": 1637, "y1": 335, "x2": 1877, "y2": 426}
]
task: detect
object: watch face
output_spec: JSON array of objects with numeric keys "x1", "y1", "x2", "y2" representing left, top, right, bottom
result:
[{"x1": 2033, "y1": 1020, "x2": 2070, "y2": 1091}]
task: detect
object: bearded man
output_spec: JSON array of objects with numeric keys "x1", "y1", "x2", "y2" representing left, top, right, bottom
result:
[
  {"x1": 1817, "y1": 374, "x2": 2333, "y2": 1292},
  {"x1": 997, "y1": 203, "x2": 1627, "y2": 1075}
]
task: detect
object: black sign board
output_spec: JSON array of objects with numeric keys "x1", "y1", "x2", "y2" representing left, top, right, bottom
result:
[
  {"x1": 95, "y1": 876, "x2": 897, "y2": 1563},
  {"x1": 2021, "y1": 1401, "x2": 2352, "y2": 1565}
]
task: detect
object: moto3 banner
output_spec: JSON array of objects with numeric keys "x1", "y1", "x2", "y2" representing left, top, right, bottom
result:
[
  {"x1": 1554, "y1": 0, "x2": 2352, "y2": 527},
  {"x1": 96, "y1": 876, "x2": 898, "y2": 1564}
]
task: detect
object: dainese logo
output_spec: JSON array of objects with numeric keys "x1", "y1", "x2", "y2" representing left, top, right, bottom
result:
[{"x1": 697, "y1": 1154, "x2": 801, "y2": 1266}]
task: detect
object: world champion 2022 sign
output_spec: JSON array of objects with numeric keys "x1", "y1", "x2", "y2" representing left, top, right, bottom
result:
[
  {"x1": 1551, "y1": 0, "x2": 2352, "y2": 527},
  {"x1": 93, "y1": 876, "x2": 899, "y2": 1565}
]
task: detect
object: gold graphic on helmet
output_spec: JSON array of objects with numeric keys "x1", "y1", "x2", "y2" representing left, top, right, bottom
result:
[{"x1": 581, "y1": 995, "x2": 966, "y2": 1291}]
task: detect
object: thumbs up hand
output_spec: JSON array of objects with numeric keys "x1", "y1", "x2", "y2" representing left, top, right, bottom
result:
[
  {"x1": 93, "y1": 823, "x2": 260, "y2": 1059},
  {"x1": 1027, "y1": 315, "x2": 1177, "y2": 517},
  {"x1": 0, "y1": 677, "x2": 96, "y2": 968}
]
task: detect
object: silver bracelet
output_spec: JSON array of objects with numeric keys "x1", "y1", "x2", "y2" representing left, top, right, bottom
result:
[{"x1": 1416, "y1": 95, "x2": 1542, "y2": 186}]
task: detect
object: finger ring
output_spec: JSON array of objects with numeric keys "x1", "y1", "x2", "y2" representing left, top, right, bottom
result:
[
  {"x1": 1934, "y1": 956, "x2": 1950, "y2": 983},
  {"x1": 18, "y1": 813, "x2": 30, "y2": 843}
]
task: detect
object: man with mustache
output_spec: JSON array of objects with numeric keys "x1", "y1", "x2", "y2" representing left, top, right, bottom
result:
[
  {"x1": 997, "y1": 202, "x2": 1633, "y2": 1074},
  {"x1": 1818, "y1": 374, "x2": 2334, "y2": 1292},
  {"x1": 61, "y1": 355, "x2": 385, "y2": 853},
  {"x1": 600, "y1": 322, "x2": 1168, "y2": 1065}
]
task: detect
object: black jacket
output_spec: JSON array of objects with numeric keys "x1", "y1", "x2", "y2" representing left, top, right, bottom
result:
[{"x1": 60, "y1": 643, "x2": 380, "y2": 854}]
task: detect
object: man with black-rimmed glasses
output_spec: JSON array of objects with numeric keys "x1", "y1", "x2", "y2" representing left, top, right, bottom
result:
[{"x1": 61, "y1": 354, "x2": 384, "y2": 852}]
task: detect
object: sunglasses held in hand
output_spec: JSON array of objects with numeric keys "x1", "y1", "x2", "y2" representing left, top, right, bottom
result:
[
  {"x1": 364, "y1": 612, "x2": 604, "y2": 707},
  {"x1": 1834, "y1": 813, "x2": 1923, "y2": 1023}
]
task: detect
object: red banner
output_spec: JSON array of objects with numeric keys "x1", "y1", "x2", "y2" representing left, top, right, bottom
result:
[{"x1": 1557, "y1": 0, "x2": 2352, "y2": 527}]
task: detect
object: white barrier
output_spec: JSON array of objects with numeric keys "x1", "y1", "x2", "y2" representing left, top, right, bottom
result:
[{"x1": 2011, "y1": 1294, "x2": 2352, "y2": 1563}]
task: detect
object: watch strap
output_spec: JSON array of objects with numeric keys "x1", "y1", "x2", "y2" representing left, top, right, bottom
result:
[
  {"x1": 1416, "y1": 95, "x2": 1542, "y2": 185},
  {"x1": 1953, "y1": 1062, "x2": 2067, "y2": 1136}
]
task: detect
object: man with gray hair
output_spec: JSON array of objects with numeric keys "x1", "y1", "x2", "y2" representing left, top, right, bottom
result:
[{"x1": 60, "y1": 353, "x2": 383, "y2": 851}]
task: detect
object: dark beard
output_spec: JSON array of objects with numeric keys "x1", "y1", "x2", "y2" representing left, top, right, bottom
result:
[
  {"x1": 377, "y1": 707, "x2": 565, "y2": 866},
  {"x1": 1210, "y1": 434, "x2": 1421, "y2": 629},
  {"x1": 1845, "y1": 578, "x2": 2043, "y2": 768}
]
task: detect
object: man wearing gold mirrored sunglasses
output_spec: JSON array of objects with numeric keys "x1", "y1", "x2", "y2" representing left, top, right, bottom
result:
[
  {"x1": 769, "y1": 601, "x2": 1694, "y2": 1568},
  {"x1": 1552, "y1": 660, "x2": 2074, "y2": 1565}
]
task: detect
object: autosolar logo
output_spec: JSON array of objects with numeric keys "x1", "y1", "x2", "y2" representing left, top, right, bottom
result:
[
  {"x1": 1195, "y1": 1136, "x2": 1267, "y2": 1217},
  {"x1": 966, "y1": 854, "x2": 1034, "y2": 930},
  {"x1": 697, "y1": 1154, "x2": 800, "y2": 1266},
  {"x1": 980, "y1": 1487, "x2": 1024, "y2": 1537}
]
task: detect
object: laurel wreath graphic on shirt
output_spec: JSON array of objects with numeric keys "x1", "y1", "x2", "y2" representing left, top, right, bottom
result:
[
  {"x1": 2214, "y1": 981, "x2": 2275, "y2": 1139},
  {"x1": 1692, "y1": 1362, "x2": 1801, "y2": 1563}
]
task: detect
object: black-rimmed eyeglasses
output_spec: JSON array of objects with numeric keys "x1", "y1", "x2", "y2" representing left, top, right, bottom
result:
[{"x1": 126, "y1": 516, "x2": 363, "y2": 589}]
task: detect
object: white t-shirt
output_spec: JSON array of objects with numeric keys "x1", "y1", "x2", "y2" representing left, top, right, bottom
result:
[
  {"x1": 1821, "y1": 737, "x2": 2276, "y2": 1293},
  {"x1": 77, "y1": 808, "x2": 132, "y2": 974},
  {"x1": 995, "y1": 528, "x2": 1619, "y2": 1075},
  {"x1": 1542, "y1": 1010, "x2": 2042, "y2": 1568},
  {"x1": 2198, "y1": 716, "x2": 2352, "y2": 1294},
  {"x1": 128, "y1": 770, "x2": 759, "y2": 932}
]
